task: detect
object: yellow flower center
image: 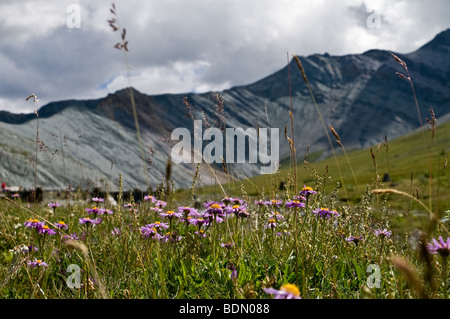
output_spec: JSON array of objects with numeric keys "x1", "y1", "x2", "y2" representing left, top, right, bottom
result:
[
  {"x1": 280, "y1": 284, "x2": 300, "y2": 297},
  {"x1": 198, "y1": 218, "x2": 204, "y2": 221},
  {"x1": 155, "y1": 221, "x2": 161, "y2": 224},
  {"x1": 43, "y1": 225, "x2": 49, "y2": 229},
  {"x1": 232, "y1": 205, "x2": 240, "y2": 209},
  {"x1": 211, "y1": 204, "x2": 221, "y2": 209},
  {"x1": 58, "y1": 221, "x2": 65, "y2": 225},
  {"x1": 268, "y1": 219, "x2": 276, "y2": 223},
  {"x1": 303, "y1": 186, "x2": 313, "y2": 191},
  {"x1": 167, "y1": 211, "x2": 174, "y2": 214},
  {"x1": 37, "y1": 260, "x2": 42, "y2": 264},
  {"x1": 33, "y1": 219, "x2": 39, "y2": 223},
  {"x1": 271, "y1": 200, "x2": 278, "y2": 204}
]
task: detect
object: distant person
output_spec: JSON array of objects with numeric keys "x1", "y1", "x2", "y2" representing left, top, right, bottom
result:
[{"x1": 1, "y1": 182, "x2": 5, "y2": 193}]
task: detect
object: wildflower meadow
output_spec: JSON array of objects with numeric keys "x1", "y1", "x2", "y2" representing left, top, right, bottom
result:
[{"x1": 0, "y1": 3, "x2": 449, "y2": 305}]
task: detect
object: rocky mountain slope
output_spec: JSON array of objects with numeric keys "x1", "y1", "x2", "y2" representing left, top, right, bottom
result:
[{"x1": 1, "y1": 29, "x2": 449, "y2": 192}]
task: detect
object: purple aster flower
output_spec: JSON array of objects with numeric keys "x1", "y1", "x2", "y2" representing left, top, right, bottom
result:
[
  {"x1": 190, "y1": 217, "x2": 209, "y2": 227},
  {"x1": 222, "y1": 196, "x2": 245, "y2": 206},
  {"x1": 79, "y1": 217, "x2": 102, "y2": 225},
  {"x1": 140, "y1": 225, "x2": 162, "y2": 240},
  {"x1": 63, "y1": 233, "x2": 79, "y2": 241},
  {"x1": 91, "y1": 197, "x2": 104, "y2": 203},
  {"x1": 299, "y1": 185, "x2": 317, "y2": 197},
  {"x1": 427, "y1": 236, "x2": 450, "y2": 257},
  {"x1": 104, "y1": 208, "x2": 113, "y2": 215},
  {"x1": 254, "y1": 200, "x2": 266, "y2": 208},
  {"x1": 374, "y1": 228, "x2": 392, "y2": 238},
  {"x1": 48, "y1": 202, "x2": 60, "y2": 210},
  {"x1": 149, "y1": 207, "x2": 163, "y2": 213},
  {"x1": 269, "y1": 211, "x2": 285, "y2": 221},
  {"x1": 12, "y1": 193, "x2": 20, "y2": 198},
  {"x1": 225, "y1": 204, "x2": 249, "y2": 218},
  {"x1": 264, "y1": 283, "x2": 301, "y2": 299},
  {"x1": 24, "y1": 218, "x2": 45, "y2": 230},
  {"x1": 265, "y1": 218, "x2": 278, "y2": 229},
  {"x1": 204, "y1": 201, "x2": 224, "y2": 211},
  {"x1": 264, "y1": 199, "x2": 283, "y2": 208},
  {"x1": 312, "y1": 207, "x2": 340, "y2": 219},
  {"x1": 293, "y1": 195, "x2": 306, "y2": 202},
  {"x1": 39, "y1": 225, "x2": 56, "y2": 235},
  {"x1": 161, "y1": 231, "x2": 181, "y2": 243},
  {"x1": 27, "y1": 258, "x2": 48, "y2": 269},
  {"x1": 204, "y1": 213, "x2": 225, "y2": 224},
  {"x1": 178, "y1": 206, "x2": 198, "y2": 215},
  {"x1": 85, "y1": 206, "x2": 106, "y2": 216},
  {"x1": 159, "y1": 210, "x2": 183, "y2": 220},
  {"x1": 346, "y1": 235, "x2": 364, "y2": 246},
  {"x1": 155, "y1": 200, "x2": 167, "y2": 209},
  {"x1": 55, "y1": 221, "x2": 69, "y2": 230},
  {"x1": 178, "y1": 206, "x2": 198, "y2": 224},
  {"x1": 181, "y1": 216, "x2": 195, "y2": 225},
  {"x1": 285, "y1": 200, "x2": 306, "y2": 209},
  {"x1": 146, "y1": 221, "x2": 169, "y2": 230},
  {"x1": 144, "y1": 195, "x2": 156, "y2": 203},
  {"x1": 237, "y1": 209, "x2": 250, "y2": 218}
]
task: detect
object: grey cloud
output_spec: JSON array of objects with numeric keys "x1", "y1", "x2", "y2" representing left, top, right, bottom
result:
[{"x1": 0, "y1": 0, "x2": 449, "y2": 113}]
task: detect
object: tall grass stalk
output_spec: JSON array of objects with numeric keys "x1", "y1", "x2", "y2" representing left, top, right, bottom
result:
[
  {"x1": 391, "y1": 53, "x2": 433, "y2": 212},
  {"x1": 292, "y1": 55, "x2": 349, "y2": 200},
  {"x1": 108, "y1": 3, "x2": 149, "y2": 189},
  {"x1": 286, "y1": 52, "x2": 300, "y2": 288}
]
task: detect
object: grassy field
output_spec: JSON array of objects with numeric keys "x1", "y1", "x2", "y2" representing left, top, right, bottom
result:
[
  {"x1": 0, "y1": 119, "x2": 449, "y2": 298},
  {"x1": 0, "y1": 4, "x2": 449, "y2": 300}
]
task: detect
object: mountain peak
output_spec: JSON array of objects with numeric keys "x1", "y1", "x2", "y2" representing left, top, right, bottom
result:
[{"x1": 417, "y1": 28, "x2": 450, "y2": 51}]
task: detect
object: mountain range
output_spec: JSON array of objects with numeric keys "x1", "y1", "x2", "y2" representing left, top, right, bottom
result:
[{"x1": 1, "y1": 29, "x2": 449, "y2": 192}]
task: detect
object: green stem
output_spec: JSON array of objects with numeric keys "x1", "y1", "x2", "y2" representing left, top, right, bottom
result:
[{"x1": 442, "y1": 256, "x2": 448, "y2": 299}]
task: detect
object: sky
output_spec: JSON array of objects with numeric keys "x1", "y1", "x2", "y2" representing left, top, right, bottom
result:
[{"x1": 0, "y1": 0, "x2": 449, "y2": 114}]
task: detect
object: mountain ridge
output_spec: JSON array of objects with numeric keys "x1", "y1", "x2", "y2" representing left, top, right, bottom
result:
[{"x1": 1, "y1": 29, "x2": 449, "y2": 191}]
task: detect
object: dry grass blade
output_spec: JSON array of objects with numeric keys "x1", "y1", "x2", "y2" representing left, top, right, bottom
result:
[
  {"x1": 64, "y1": 238, "x2": 88, "y2": 256},
  {"x1": 371, "y1": 188, "x2": 449, "y2": 236},
  {"x1": 292, "y1": 53, "x2": 349, "y2": 199},
  {"x1": 370, "y1": 147, "x2": 376, "y2": 169},
  {"x1": 391, "y1": 53, "x2": 408, "y2": 72},
  {"x1": 426, "y1": 107, "x2": 436, "y2": 138},
  {"x1": 329, "y1": 124, "x2": 343, "y2": 148},
  {"x1": 25, "y1": 93, "x2": 39, "y2": 103},
  {"x1": 390, "y1": 256, "x2": 428, "y2": 299},
  {"x1": 293, "y1": 55, "x2": 308, "y2": 85},
  {"x1": 221, "y1": 156, "x2": 228, "y2": 174}
]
